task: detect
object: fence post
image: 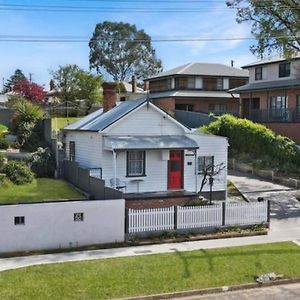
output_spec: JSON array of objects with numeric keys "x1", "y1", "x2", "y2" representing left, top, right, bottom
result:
[
  {"x1": 222, "y1": 202, "x2": 226, "y2": 226},
  {"x1": 267, "y1": 200, "x2": 271, "y2": 226},
  {"x1": 125, "y1": 208, "x2": 129, "y2": 234},
  {"x1": 174, "y1": 206, "x2": 178, "y2": 230}
]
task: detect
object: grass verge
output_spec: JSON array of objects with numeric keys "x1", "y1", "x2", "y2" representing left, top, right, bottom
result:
[
  {"x1": 51, "y1": 117, "x2": 80, "y2": 131},
  {"x1": 0, "y1": 178, "x2": 85, "y2": 204},
  {"x1": 0, "y1": 242, "x2": 299, "y2": 300}
]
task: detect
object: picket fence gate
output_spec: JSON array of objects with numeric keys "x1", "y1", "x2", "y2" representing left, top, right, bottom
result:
[{"x1": 126, "y1": 201, "x2": 269, "y2": 234}]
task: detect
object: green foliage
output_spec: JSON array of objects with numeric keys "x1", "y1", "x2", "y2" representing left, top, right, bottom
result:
[
  {"x1": 202, "y1": 114, "x2": 300, "y2": 172},
  {"x1": 3, "y1": 69, "x2": 27, "y2": 93},
  {"x1": 227, "y1": 0, "x2": 300, "y2": 57},
  {"x1": 0, "y1": 138, "x2": 9, "y2": 150},
  {"x1": 0, "y1": 153, "x2": 6, "y2": 172},
  {"x1": 0, "y1": 124, "x2": 8, "y2": 138},
  {"x1": 3, "y1": 161, "x2": 34, "y2": 185},
  {"x1": 89, "y1": 21, "x2": 163, "y2": 83},
  {"x1": 12, "y1": 99, "x2": 44, "y2": 148},
  {"x1": 30, "y1": 147, "x2": 56, "y2": 178},
  {"x1": 51, "y1": 65, "x2": 102, "y2": 113}
]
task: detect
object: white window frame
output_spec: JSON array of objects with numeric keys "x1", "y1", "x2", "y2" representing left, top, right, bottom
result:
[
  {"x1": 198, "y1": 156, "x2": 214, "y2": 174},
  {"x1": 127, "y1": 150, "x2": 146, "y2": 177},
  {"x1": 69, "y1": 141, "x2": 76, "y2": 162},
  {"x1": 14, "y1": 216, "x2": 25, "y2": 225}
]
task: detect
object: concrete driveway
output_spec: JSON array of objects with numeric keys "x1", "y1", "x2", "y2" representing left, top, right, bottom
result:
[{"x1": 228, "y1": 170, "x2": 300, "y2": 242}]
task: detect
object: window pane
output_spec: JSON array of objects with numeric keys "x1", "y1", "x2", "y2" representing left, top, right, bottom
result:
[{"x1": 127, "y1": 151, "x2": 145, "y2": 176}]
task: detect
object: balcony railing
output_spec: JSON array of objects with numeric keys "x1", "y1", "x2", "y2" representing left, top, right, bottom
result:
[{"x1": 248, "y1": 108, "x2": 300, "y2": 123}]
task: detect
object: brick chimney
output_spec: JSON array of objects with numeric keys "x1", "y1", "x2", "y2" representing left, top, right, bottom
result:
[
  {"x1": 131, "y1": 75, "x2": 137, "y2": 93},
  {"x1": 102, "y1": 82, "x2": 117, "y2": 112}
]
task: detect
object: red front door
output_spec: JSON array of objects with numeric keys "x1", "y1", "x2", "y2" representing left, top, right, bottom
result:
[{"x1": 168, "y1": 150, "x2": 183, "y2": 189}]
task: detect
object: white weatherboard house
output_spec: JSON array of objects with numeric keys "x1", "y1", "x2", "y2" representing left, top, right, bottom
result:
[{"x1": 63, "y1": 89, "x2": 228, "y2": 202}]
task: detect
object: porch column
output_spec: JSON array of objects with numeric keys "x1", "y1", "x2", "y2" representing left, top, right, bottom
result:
[
  {"x1": 194, "y1": 150, "x2": 198, "y2": 193},
  {"x1": 112, "y1": 150, "x2": 117, "y2": 189}
]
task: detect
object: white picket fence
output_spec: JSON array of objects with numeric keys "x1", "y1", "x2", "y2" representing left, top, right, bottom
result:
[
  {"x1": 177, "y1": 204, "x2": 222, "y2": 229},
  {"x1": 127, "y1": 201, "x2": 269, "y2": 234}
]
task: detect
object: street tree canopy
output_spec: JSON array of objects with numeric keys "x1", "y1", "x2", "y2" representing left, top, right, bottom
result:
[
  {"x1": 3, "y1": 69, "x2": 27, "y2": 93},
  {"x1": 89, "y1": 21, "x2": 163, "y2": 83},
  {"x1": 227, "y1": 0, "x2": 300, "y2": 57},
  {"x1": 51, "y1": 64, "x2": 102, "y2": 112}
]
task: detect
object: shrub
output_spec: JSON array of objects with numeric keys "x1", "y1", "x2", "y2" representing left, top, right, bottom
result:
[
  {"x1": 201, "y1": 114, "x2": 300, "y2": 172},
  {"x1": 3, "y1": 161, "x2": 34, "y2": 185},
  {"x1": 12, "y1": 99, "x2": 44, "y2": 148},
  {"x1": 0, "y1": 138, "x2": 9, "y2": 150},
  {"x1": 30, "y1": 147, "x2": 56, "y2": 178},
  {"x1": 0, "y1": 124, "x2": 8, "y2": 138},
  {"x1": 0, "y1": 153, "x2": 7, "y2": 172}
]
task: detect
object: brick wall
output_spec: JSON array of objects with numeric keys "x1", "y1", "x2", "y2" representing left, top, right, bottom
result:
[
  {"x1": 264, "y1": 123, "x2": 300, "y2": 144},
  {"x1": 152, "y1": 97, "x2": 175, "y2": 114}
]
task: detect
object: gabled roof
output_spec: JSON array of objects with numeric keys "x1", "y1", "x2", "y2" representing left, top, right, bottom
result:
[
  {"x1": 146, "y1": 62, "x2": 249, "y2": 80},
  {"x1": 242, "y1": 53, "x2": 300, "y2": 69},
  {"x1": 229, "y1": 78, "x2": 300, "y2": 93},
  {"x1": 64, "y1": 98, "x2": 147, "y2": 132}
]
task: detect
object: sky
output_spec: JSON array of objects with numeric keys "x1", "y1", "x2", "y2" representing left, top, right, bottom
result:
[{"x1": 0, "y1": 0, "x2": 258, "y2": 90}]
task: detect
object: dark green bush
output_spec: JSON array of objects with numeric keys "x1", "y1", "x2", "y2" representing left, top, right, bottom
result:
[
  {"x1": 0, "y1": 138, "x2": 9, "y2": 150},
  {"x1": 30, "y1": 147, "x2": 55, "y2": 178},
  {"x1": 0, "y1": 153, "x2": 6, "y2": 172},
  {"x1": 3, "y1": 161, "x2": 34, "y2": 185},
  {"x1": 202, "y1": 114, "x2": 300, "y2": 172}
]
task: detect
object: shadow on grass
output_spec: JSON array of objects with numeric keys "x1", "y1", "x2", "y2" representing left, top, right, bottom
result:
[{"x1": 171, "y1": 246, "x2": 300, "y2": 278}]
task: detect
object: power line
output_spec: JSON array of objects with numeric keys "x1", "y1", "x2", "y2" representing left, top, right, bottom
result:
[
  {"x1": 0, "y1": 3, "x2": 298, "y2": 13},
  {"x1": 0, "y1": 34, "x2": 298, "y2": 43}
]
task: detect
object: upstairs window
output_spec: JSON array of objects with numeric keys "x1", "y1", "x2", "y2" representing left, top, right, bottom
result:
[
  {"x1": 127, "y1": 151, "x2": 146, "y2": 177},
  {"x1": 69, "y1": 141, "x2": 76, "y2": 162},
  {"x1": 198, "y1": 156, "x2": 214, "y2": 174},
  {"x1": 255, "y1": 67, "x2": 263, "y2": 80},
  {"x1": 279, "y1": 62, "x2": 290, "y2": 78},
  {"x1": 187, "y1": 77, "x2": 196, "y2": 89},
  {"x1": 217, "y1": 78, "x2": 224, "y2": 90}
]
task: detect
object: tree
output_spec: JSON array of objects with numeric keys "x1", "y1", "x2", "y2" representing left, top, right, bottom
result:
[
  {"x1": 13, "y1": 79, "x2": 46, "y2": 103},
  {"x1": 227, "y1": 0, "x2": 300, "y2": 57},
  {"x1": 89, "y1": 21, "x2": 163, "y2": 83},
  {"x1": 198, "y1": 160, "x2": 226, "y2": 204},
  {"x1": 51, "y1": 64, "x2": 102, "y2": 114},
  {"x1": 3, "y1": 69, "x2": 27, "y2": 93}
]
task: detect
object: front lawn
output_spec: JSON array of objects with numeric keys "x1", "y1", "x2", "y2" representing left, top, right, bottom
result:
[
  {"x1": 51, "y1": 117, "x2": 80, "y2": 132},
  {"x1": 0, "y1": 242, "x2": 299, "y2": 299},
  {"x1": 0, "y1": 178, "x2": 85, "y2": 203}
]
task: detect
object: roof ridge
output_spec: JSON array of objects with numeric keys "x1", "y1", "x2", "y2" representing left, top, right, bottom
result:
[{"x1": 178, "y1": 62, "x2": 194, "y2": 74}]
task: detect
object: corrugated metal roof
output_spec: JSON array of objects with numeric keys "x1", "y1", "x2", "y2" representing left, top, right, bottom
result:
[
  {"x1": 242, "y1": 53, "x2": 300, "y2": 69},
  {"x1": 64, "y1": 97, "x2": 147, "y2": 131},
  {"x1": 104, "y1": 135, "x2": 198, "y2": 150},
  {"x1": 147, "y1": 62, "x2": 249, "y2": 79},
  {"x1": 229, "y1": 78, "x2": 300, "y2": 93},
  {"x1": 149, "y1": 90, "x2": 239, "y2": 99}
]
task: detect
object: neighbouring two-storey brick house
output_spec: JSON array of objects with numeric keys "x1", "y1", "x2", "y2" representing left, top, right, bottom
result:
[
  {"x1": 230, "y1": 54, "x2": 300, "y2": 143},
  {"x1": 144, "y1": 62, "x2": 249, "y2": 116}
]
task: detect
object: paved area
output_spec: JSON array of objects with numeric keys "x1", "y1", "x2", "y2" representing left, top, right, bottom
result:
[
  {"x1": 178, "y1": 282, "x2": 300, "y2": 300},
  {"x1": 0, "y1": 171, "x2": 299, "y2": 273}
]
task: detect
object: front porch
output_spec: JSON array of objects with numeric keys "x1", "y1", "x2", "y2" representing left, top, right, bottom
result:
[{"x1": 124, "y1": 190, "x2": 198, "y2": 209}]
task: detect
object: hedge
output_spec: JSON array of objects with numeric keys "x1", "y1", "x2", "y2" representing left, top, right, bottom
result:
[{"x1": 201, "y1": 114, "x2": 300, "y2": 168}]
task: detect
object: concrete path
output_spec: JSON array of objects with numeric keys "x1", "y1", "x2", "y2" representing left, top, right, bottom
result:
[
  {"x1": 179, "y1": 282, "x2": 300, "y2": 300},
  {"x1": 0, "y1": 171, "x2": 299, "y2": 273}
]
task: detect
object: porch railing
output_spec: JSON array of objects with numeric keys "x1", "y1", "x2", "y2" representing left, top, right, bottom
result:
[
  {"x1": 248, "y1": 108, "x2": 300, "y2": 123},
  {"x1": 89, "y1": 168, "x2": 102, "y2": 179}
]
